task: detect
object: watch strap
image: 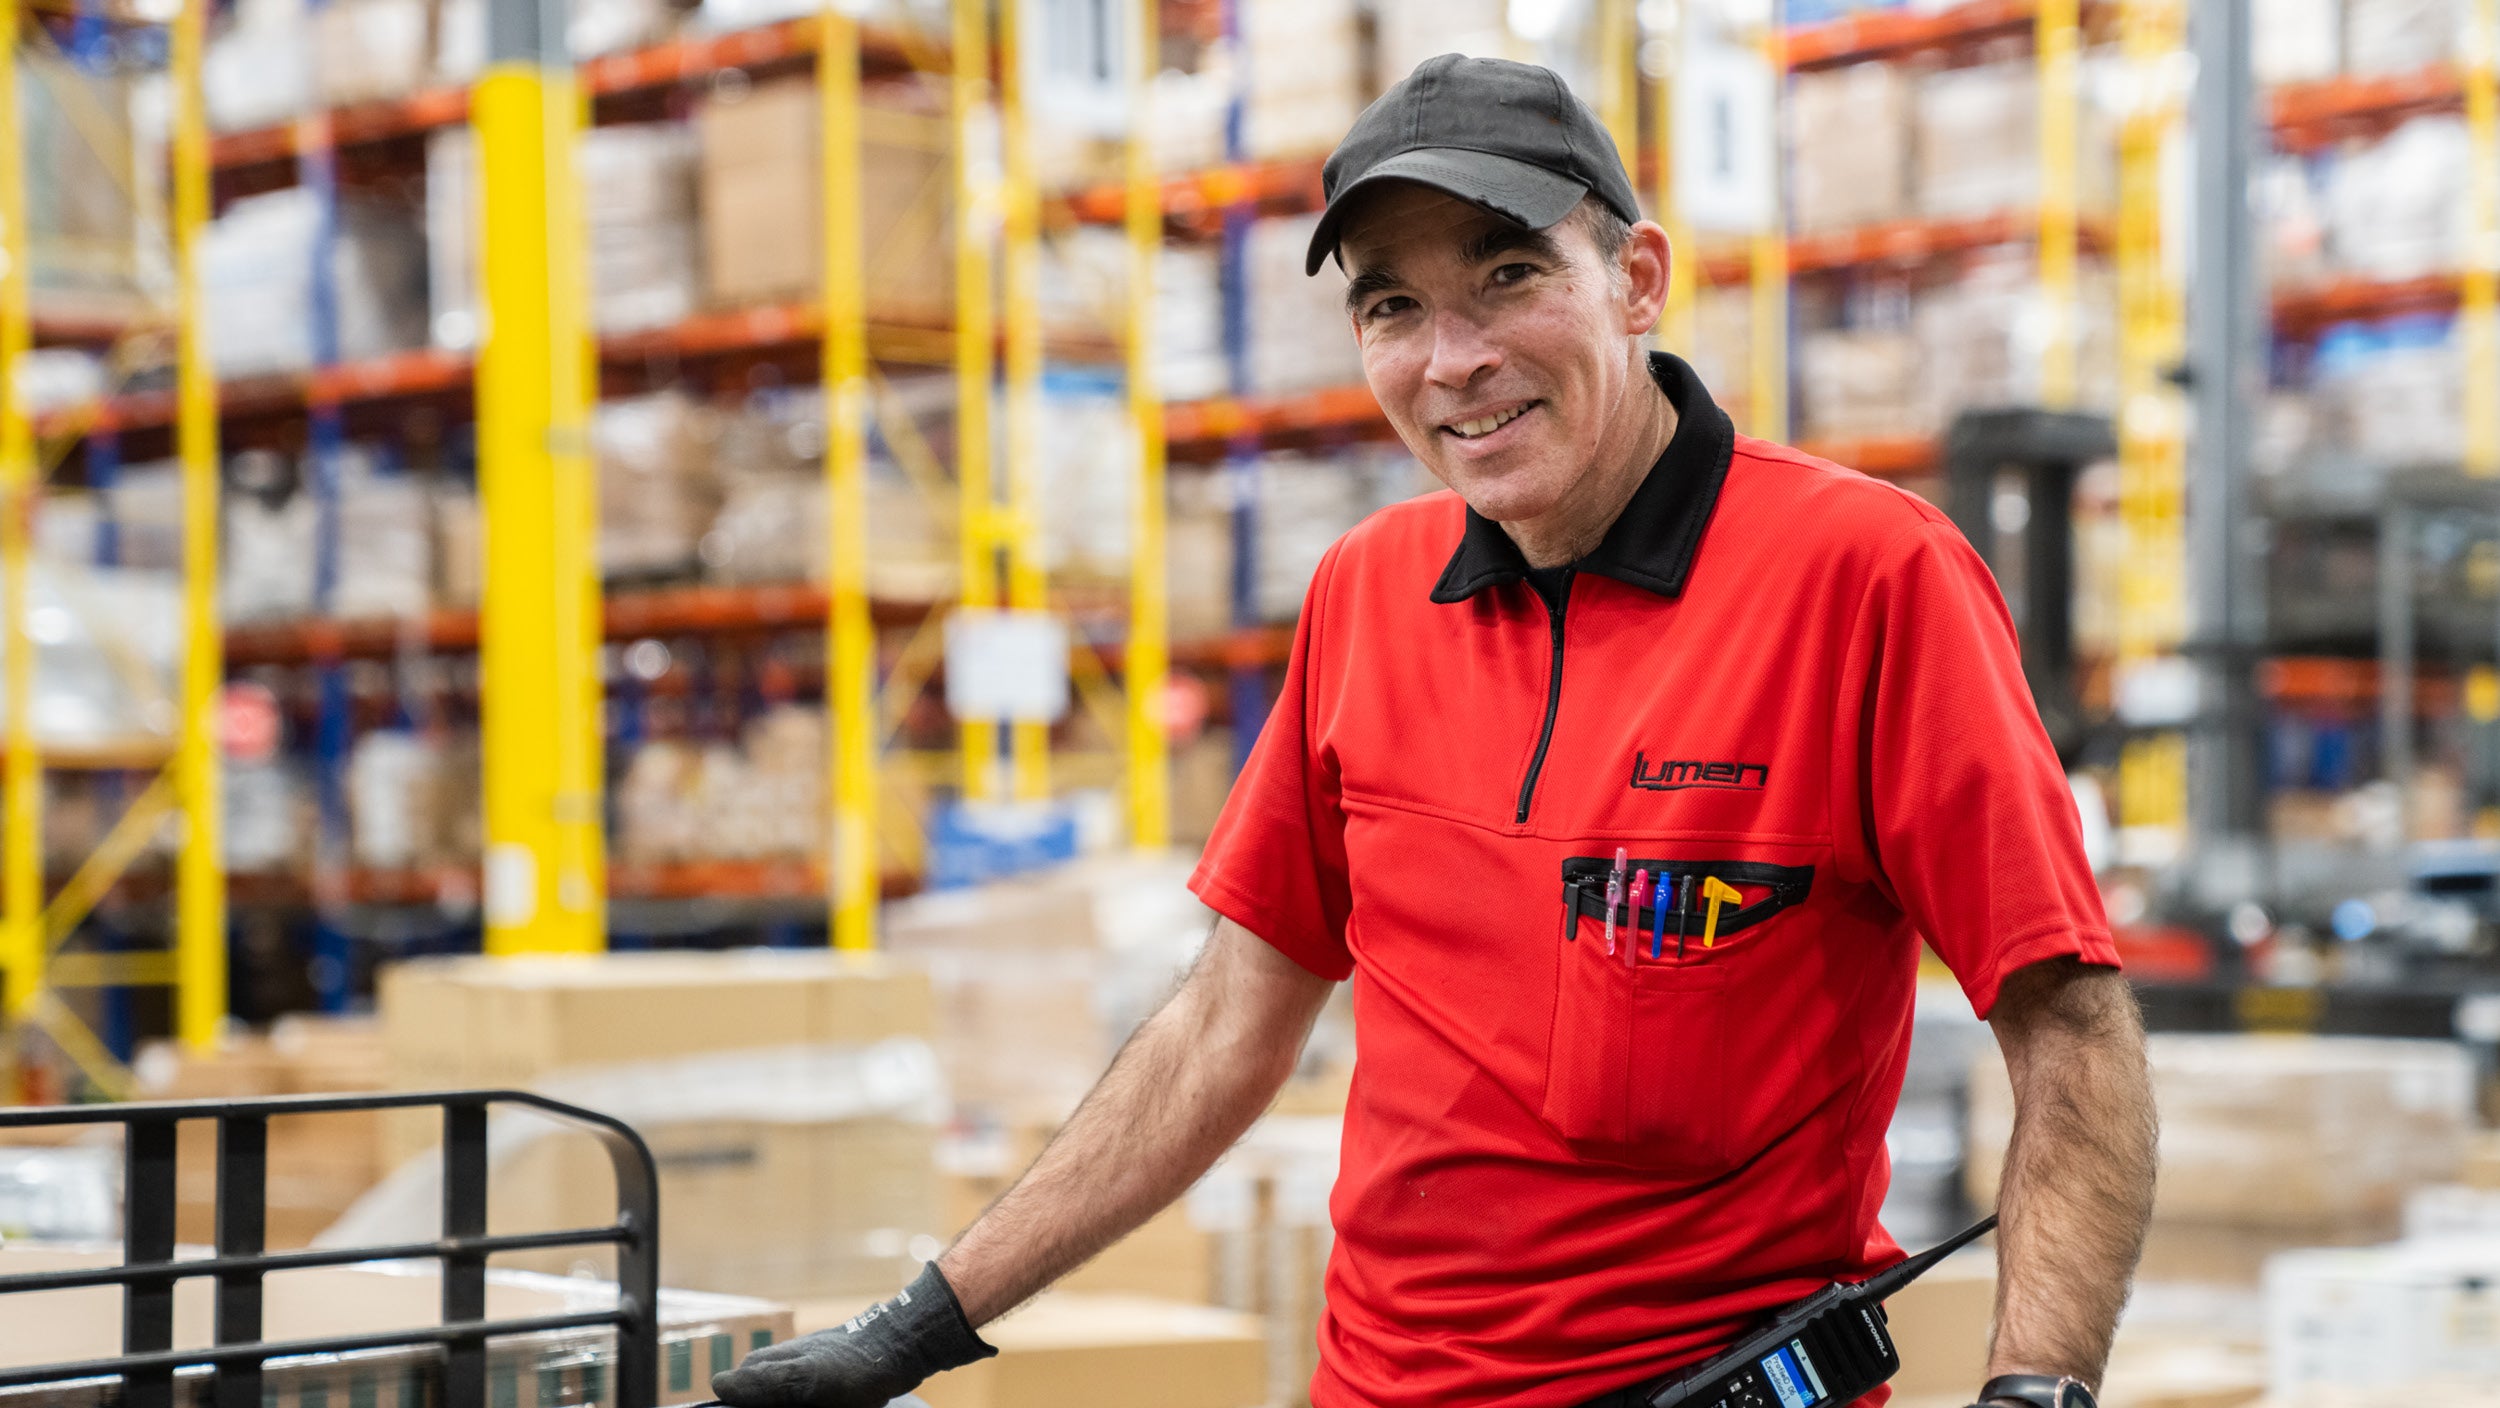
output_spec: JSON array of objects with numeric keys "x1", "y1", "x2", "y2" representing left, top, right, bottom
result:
[{"x1": 1980, "y1": 1375, "x2": 2084, "y2": 1408}]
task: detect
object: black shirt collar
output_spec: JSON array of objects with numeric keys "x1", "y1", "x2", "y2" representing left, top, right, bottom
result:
[{"x1": 1428, "y1": 351, "x2": 1736, "y2": 604}]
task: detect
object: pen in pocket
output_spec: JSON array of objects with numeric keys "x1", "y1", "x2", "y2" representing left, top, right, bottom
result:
[
  {"x1": 1700, "y1": 875, "x2": 1742, "y2": 948},
  {"x1": 1602, "y1": 847, "x2": 1627, "y2": 957},
  {"x1": 1626, "y1": 867, "x2": 1651, "y2": 968},
  {"x1": 1652, "y1": 873, "x2": 1672, "y2": 960}
]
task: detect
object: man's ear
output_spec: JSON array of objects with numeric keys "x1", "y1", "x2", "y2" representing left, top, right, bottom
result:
[{"x1": 1622, "y1": 221, "x2": 1672, "y2": 336}]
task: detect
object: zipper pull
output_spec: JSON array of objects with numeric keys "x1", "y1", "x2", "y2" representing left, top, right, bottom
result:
[{"x1": 1560, "y1": 878, "x2": 1582, "y2": 942}]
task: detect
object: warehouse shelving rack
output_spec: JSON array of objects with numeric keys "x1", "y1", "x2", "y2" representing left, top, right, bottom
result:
[
  {"x1": 2222, "y1": 1, "x2": 2500, "y2": 860},
  {"x1": 0, "y1": 0, "x2": 227, "y2": 1094},
  {"x1": 0, "y1": 0, "x2": 1258, "y2": 1032}
]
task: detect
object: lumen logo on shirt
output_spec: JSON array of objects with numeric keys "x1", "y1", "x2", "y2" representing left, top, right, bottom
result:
[{"x1": 1629, "y1": 751, "x2": 1769, "y2": 792}]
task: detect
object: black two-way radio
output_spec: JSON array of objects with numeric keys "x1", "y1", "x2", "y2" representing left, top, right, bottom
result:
[{"x1": 1638, "y1": 1214, "x2": 1999, "y2": 1408}]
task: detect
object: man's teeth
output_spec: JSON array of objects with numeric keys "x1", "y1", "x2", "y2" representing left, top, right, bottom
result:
[{"x1": 1450, "y1": 405, "x2": 1529, "y2": 439}]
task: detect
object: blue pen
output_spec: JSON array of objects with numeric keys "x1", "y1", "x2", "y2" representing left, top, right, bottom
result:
[{"x1": 1653, "y1": 874, "x2": 1673, "y2": 959}]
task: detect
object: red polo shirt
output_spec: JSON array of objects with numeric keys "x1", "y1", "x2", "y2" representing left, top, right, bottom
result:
[{"x1": 1188, "y1": 354, "x2": 2118, "y2": 1408}]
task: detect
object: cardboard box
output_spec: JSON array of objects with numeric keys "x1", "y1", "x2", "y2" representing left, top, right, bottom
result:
[
  {"x1": 0, "y1": 1244, "x2": 791, "y2": 1408},
  {"x1": 2100, "y1": 1341, "x2": 2267, "y2": 1408},
  {"x1": 2247, "y1": 1390, "x2": 2500, "y2": 1408},
  {"x1": 593, "y1": 389, "x2": 722, "y2": 580},
  {"x1": 2464, "y1": 1131, "x2": 2500, "y2": 1190},
  {"x1": 378, "y1": 950, "x2": 934, "y2": 1098},
  {"x1": 2264, "y1": 1240, "x2": 2500, "y2": 1393},
  {"x1": 0, "y1": 1146, "x2": 118, "y2": 1241},
  {"x1": 1915, "y1": 61, "x2": 2038, "y2": 219},
  {"x1": 696, "y1": 78, "x2": 952, "y2": 321},
  {"x1": 1970, "y1": 1036, "x2": 2475, "y2": 1233},
  {"x1": 2138, "y1": 1222, "x2": 2383, "y2": 1289},
  {"x1": 376, "y1": 952, "x2": 938, "y2": 1299},
  {"x1": 2404, "y1": 1183, "x2": 2500, "y2": 1240},
  {"x1": 22, "y1": 53, "x2": 149, "y2": 328},
  {"x1": 490, "y1": 1114, "x2": 938, "y2": 1302},
  {"x1": 1789, "y1": 63, "x2": 1914, "y2": 233},
  {"x1": 1799, "y1": 328, "x2": 1924, "y2": 442},
  {"x1": 129, "y1": 1017, "x2": 393, "y2": 1250},
  {"x1": 882, "y1": 881, "x2": 1109, "y2": 1127},
  {"x1": 787, "y1": 1294, "x2": 1267, "y2": 1408},
  {"x1": 312, "y1": 0, "x2": 431, "y2": 108},
  {"x1": 1881, "y1": 1251, "x2": 1995, "y2": 1398}
]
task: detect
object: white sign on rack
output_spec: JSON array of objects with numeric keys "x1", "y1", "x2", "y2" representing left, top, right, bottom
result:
[
  {"x1": 945, "y1": 609, "x2": 1073, "y2": 724},
  {"x1": 1673, "y1": 39, "x2": 1776, "y2": 233},
  {"x1": 1024, "y1": 0, "x2": 1130, "y2": 137}
]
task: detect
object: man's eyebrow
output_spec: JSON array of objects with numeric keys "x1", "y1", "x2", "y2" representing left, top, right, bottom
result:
[
  {"x1": 1340, "y1": 223, "x2": 1564, "y2": 314},
  {"x1": 1460, "y1": 223, "x2": 1565, "y2": 266},
  {"x1": 1343, "y1": 265, "x2": 1404, "y2": 316}
]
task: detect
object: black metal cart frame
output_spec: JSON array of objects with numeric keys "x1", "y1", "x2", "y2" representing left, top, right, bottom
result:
[{"x1": 0, "y1": 1090, "x2": 661, "y2": 1408}]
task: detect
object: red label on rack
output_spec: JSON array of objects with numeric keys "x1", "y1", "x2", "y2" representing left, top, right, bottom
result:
[{"x1": 218, "y1": 682, "x2": 283, "y2": 763}]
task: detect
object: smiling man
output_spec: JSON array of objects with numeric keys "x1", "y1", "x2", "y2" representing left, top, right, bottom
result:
[{"x1": 711, "y1": 54, "x2": 2157, "y2": 1408}]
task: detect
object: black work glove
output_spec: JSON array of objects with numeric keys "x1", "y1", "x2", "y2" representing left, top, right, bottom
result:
[{"x1": 710, "y1": 1262, "x2": 997, "y2": 1408}]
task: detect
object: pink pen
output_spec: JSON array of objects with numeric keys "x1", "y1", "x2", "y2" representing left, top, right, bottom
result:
[
  {"x1": 1626, "y1": 867, "x2": 1652, "y2": 966},
  {"x1": 1602, "y1": 847, "x2": 1628, "y2": 956}
]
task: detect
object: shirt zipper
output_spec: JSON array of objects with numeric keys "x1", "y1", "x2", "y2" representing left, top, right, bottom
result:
[{"x1": 1514, "y1": 587, "x2": 1569, "y2": 824}]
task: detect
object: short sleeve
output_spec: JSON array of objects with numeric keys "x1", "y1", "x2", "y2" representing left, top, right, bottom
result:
[
  {"x1": 1852, "y1": 520, "x2": 2118, "y2": 1016},
  {"x1": 1187, "y1": 543, "x2": 1356, "y2": 982}
]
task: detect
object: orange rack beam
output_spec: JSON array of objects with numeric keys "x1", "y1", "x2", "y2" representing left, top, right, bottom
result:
[
  {"x1": 1785, "y1": 210, "x2": 2070, "y2": 276},
  {"x1": 1058, "y1": 155, "x2": 1328, "y2": 226},
  {"x1": 2258, "y1": 655, "x2": 2461, "y2": 713},
  {"x1": 226, "y1": 584, "x2": 905, "y2": 666},
  {"x1": 1680, "y1": 212, "x2": 2084, "y2": 287},
  {"x1": 2271, "y1": 273, "x2": 2460, "y2": 337},
  {"x1": 224, "y1": 582, "x2": 1287, "y2": 669},
  {"x1": 2270, "y1": 64, "x2": 2460, "y2": 151},
  {"x1": 1796, "y1": 434, "x2": 1940, "y2": 477},
  {"x1": 1786, "y1": 0, "x2": 2038, "y2": 69},
  {"x1": 1162, "y1": 382, "x2": 1387, "y2": 448},
  {"x1": 36, "y1": 306, "x2": 1117, "y2": 438},
  {"x1": 209, "y1": 19, "x2": 932, "y2": 171},
  {"x1": 228, "y1": 858, "x2": 921, "y2": 907}
]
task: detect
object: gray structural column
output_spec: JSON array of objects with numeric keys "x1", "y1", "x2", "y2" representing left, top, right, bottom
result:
[{"x1": 2187, "y1": 0, "x2": 2269, "y2": 889}]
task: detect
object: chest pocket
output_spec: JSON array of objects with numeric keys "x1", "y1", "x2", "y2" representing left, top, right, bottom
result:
[{"x1": 1541, "y1": 854, "x2": 1816, "y2": 1176}]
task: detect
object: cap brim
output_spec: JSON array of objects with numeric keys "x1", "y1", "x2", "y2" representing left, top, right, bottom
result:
[{"x1": 1303, "y1": 148, "x2": 1592, "y2": 276}]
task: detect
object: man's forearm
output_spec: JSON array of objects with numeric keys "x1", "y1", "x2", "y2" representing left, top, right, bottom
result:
[
  {"x1": 1985, "y1": 961, "x2": 2158, "y2": 1389},
  {"x1": 937, "y1": 922, "x2": 1329, "y2": 1324}
]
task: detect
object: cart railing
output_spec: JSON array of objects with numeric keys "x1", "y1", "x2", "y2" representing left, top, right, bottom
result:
[{"x1": 0, "y1": 1090, "x2": 660, "y2": 1408}]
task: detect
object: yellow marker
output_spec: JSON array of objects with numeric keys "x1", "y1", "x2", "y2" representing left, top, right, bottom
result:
[
  {"x1": 2469, "y1": 665, "x2": 2500, "y2": 724},
  {"x1": 1699, "y1": 876, "x2": 1743, "y2": 948}
]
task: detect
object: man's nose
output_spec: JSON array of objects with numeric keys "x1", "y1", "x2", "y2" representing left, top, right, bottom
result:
[{"x1": 1423, "y1": 310, "x2": 1501, "y2": 390}]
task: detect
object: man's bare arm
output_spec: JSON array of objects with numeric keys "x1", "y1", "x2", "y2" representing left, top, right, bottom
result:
[
  {"x1": 1982, "y1": 957, "x2": 2158, "y2": 1391},
  {"x1": 937, "y1": 916, "x2": 1335, "y2": 1325}
]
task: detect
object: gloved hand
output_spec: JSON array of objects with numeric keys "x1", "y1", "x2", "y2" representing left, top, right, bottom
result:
[{"x1": 709, "y1": 1263, "x2": 997, "y2": 1408}]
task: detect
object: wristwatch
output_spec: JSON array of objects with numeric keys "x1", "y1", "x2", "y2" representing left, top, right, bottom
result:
[{"x1": 1979, "y1": 1375, "x2": 2099, "y2": 1408}]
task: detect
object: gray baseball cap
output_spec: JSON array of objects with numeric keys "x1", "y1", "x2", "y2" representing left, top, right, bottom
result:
[{"x1": 1305, "y1": 54, "x2": 1644, "y2": 276}]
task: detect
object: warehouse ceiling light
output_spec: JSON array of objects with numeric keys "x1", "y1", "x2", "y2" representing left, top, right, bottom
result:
[{"x1": 1507, "y1": 0, "x2": 1569, "y2": 43}]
